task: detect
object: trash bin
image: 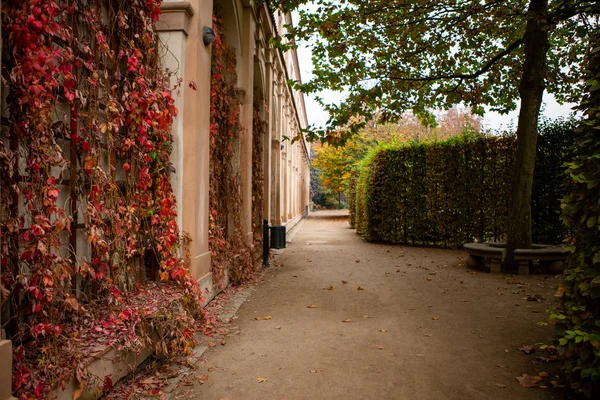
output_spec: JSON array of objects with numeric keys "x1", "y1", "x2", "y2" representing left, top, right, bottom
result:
[{"x1": 270, "y1": 226, "x2": 286, "y2": 249}]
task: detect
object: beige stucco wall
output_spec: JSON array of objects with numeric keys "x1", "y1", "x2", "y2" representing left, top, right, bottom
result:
[{"x1": 157, "y1": 0, "x2": 310, "y2": 303}]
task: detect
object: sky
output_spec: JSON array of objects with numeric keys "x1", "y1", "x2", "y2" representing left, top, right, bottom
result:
[{"x1": 293, "y1": 28, "x2": 577, "y2": 133}]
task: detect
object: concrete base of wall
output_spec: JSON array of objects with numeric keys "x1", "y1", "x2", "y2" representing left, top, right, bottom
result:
[
  {"x1": 198, "y1": 268, "x2": 231, "y2": 306},
  {"x1": 52, "y1": 341, "x2": 154, "y2": 400},
  {"x1": 283, "y1": 212, "x2": 304, "y2": 234},
  {"x1": 0, "y1": 340, "x2": 16, "y2": 400},
  {"x1": 190, "y1": 250, "x2": 211, "y2": 284}
]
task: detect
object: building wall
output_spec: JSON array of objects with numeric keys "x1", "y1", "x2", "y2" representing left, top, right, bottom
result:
[
  {"x1": 155, "y1": 0, "x2": 311, "y2": 301},
  {"x1": 0, "y1": 1, "x2": 309, "y2": 395}
]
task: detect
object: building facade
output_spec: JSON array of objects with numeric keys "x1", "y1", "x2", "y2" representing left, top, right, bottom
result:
[
  {"x1": 155, "y1": 0, "x2": 310, "y2": 298},
  {"x1": 0, "y1": 1, "x2": 310, "y2": 397}
]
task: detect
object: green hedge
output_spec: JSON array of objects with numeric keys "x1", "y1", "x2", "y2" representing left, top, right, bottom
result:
[
  {"x1": 550, "y1": 46, "x2": 600, "y2": 398},
  {"x1": 350, "y1": 122, "x2": 574, "y2": 247}
]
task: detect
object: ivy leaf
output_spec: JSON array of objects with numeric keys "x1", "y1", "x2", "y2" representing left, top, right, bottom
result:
[{"x1": 587, "y1": 216, "x2": 597, "y2": 228}]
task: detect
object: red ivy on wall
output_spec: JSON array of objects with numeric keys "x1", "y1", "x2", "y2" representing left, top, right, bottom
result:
[
  {"x1": 209, "y1": 14, "x2": 257, "y2": 286},
  {"x1": 0, "y1": 1, "x2": 204, "y2": 398},
  {"x1": 252, "y1": 94, "x2": 265, "y2": 252}
]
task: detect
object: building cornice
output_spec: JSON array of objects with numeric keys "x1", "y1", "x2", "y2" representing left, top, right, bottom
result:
[{"x1": 155, "y1": 2, "x2": 195, "y2": 36}]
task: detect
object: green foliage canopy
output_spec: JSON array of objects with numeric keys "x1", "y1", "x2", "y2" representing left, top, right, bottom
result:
[{"x1": 273, "y1": 0, "x2": 597, "y2": 140}]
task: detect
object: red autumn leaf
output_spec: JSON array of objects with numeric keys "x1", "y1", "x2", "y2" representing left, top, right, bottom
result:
[
  {"x1": 516, "y1": 374, "x2": 542, "y2": 388},
  {"x1": 518, "y1": 345, "x2": 535, "y2": 354},
  {"x1": 47, "y1": 188, "x2": 60, "y2": 199},
  {"x1": 103, "y1": 375, "x2": 114, "y2": 393}
]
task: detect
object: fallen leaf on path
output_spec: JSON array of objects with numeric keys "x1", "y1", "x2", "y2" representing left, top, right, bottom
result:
[
  {"x1": 324, "y1": 286, "x2": 334, "y2": 290},
  {"x1": 427, "y1": 278, "x2": 432, "y2": 281},
  {"x1": 196, "y1": 375, "x2": 208, "y2": 385},
  {"x1": 255, "y1": 316, "x2": 272, "y2": 320},
  {"x1": 527, "y1": 294, "x2": 544, "y2": 302},
  {"x1": 432, "y1": 316, "x2": 439, "y2": 320},
  {"x1": 518, "y1": 345, "x2": 535, "y2": 354},
  {"x1": 357, "y1": 286, "x2": 365, "y2": 291},
  {"x1": 379, "y1": 329, "x2": 388, "y2": 333},
  {"x1": 376, "y1": 346, "x2": 384, "y2": 350},
  {"x1": 424, "y1": 334, "x2": 432, "y2": 337},
  {"x1": 342, "y1": 319, "x2": 352, "y2": 323},
  {"x1": 517, "y1": 374, "x2": 542, "y2": 388},
  {"x1": 495, "y1": 383, "x2": 506, "y2": 389},
  {"x1": 208, "y1": 342, "x2": 216, "y2": 348},
  {"x1": 342, "y1": 280, "x2": 348, "y2": 284},
  {"x1": 554, "y1": 286, "x2": 567, "y2": 298},
  {"x1": 256, "y1": 378, "x2": 267, "y2": 383},
  {"x1": 293, "y1": 275, "x2": 298, "y2": 278},
  {"x1": 309, "y1": 370, "x2": 318, "y2": 373},
  {"x1": 140, "y1": 378, "x2": 163, "y2": 385},
  {"x1": 539, "y1": 371, "x2": 550, "y2": 377},
  {"x1": 307, "y1": 304, "x2": 317, "y2": 308},
  {"x1": 355, "y1": 259, "x2": 360, "y2": 263}
]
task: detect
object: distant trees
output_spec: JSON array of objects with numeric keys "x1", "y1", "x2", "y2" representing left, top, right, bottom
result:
[{"x1": 311, "y1": 107, "x2": 482, "y2": 209}]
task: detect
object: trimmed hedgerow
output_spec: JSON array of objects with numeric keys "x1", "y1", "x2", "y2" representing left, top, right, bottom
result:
[
  {"x1": 349, "y1": 123, "x2": 574, "y2": 247},
  {"x1": 548, "y1": 44, "x2": 600, "y2": 399}
]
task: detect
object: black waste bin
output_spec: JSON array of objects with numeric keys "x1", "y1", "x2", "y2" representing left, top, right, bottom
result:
[{"x1": 270, "y1": 226, "x2": 286, "y2": 249}]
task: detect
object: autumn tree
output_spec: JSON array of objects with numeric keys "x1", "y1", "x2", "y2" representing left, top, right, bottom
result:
[
  {"x1": 312, "y1": 133, "x2": 374, "y2": 206},
  {"x1": 273, "y1": 0, "x2": 599, "y2": 266}
]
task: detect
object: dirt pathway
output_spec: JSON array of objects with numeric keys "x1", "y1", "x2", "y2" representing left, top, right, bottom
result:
[{"x1": 180, "y1": 210, "x2": 561, "y2": 400}]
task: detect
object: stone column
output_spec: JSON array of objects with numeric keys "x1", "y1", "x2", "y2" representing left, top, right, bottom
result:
[
  {"x1": 281, "y1": 104, "x2": 289, "y2": 223},
  {"x1": 273, "y1": 75, "x2": 284, "y2": 225},
  {"x1": 156, "y1": 1, "x2": 194, "y2": 231},
  {"x1": 263, "y1": 48, "x2": 273, "y2": 223},
  {"x1": 239, "y1": 6, "x2": 256, "y2": 245},
  {"x1": 157, "y1": 1, "x2": 212, "y2": 285}
]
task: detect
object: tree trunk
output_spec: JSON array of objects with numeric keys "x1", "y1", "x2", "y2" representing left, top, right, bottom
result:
[{"x1": 503, "y1": 0, "x2": 550, "y2": 269}]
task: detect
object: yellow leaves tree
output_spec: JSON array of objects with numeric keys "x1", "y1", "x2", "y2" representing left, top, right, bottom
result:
[{"x1": 312, "y1": 133, "x2": 373, "y2": 204}]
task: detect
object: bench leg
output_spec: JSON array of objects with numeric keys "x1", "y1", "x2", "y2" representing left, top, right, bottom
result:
[
  {"x1": 490, "y1": 259, "x2": 502, "y2": 273},
  {"x1": 466, "y1": 255, "x2": 482, "y2": 269},
  {"x1": 518, "y1": 261, "x2": 530, "y2": 275}
]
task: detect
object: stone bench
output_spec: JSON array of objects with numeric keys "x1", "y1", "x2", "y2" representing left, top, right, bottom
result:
[
  {"x1": 463, "y1": 243, "x2": 505, "y2": 273},
  {"x1": 463, "y1": 242, "x2": 569, "y2": 274},
  {"x1": 514, "y1": 247, "x2": 569, "y2": 275}
]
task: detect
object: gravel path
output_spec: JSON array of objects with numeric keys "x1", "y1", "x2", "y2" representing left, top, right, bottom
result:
[{"x1": 179, "y1": 210, "x2": 561, "y2": 400}]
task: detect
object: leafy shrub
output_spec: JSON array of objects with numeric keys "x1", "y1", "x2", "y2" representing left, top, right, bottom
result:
[
  {"x1": 349, "y1": 123, "x2": 574, "y2": 247},
  {"x1": 550, "y1": 45, "x2": 600, "y2": 398}
]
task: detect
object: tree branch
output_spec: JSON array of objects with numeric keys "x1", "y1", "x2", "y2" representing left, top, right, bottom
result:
[{"x1": 386, "y1": 38, "x2": 524, "y2": 82}]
